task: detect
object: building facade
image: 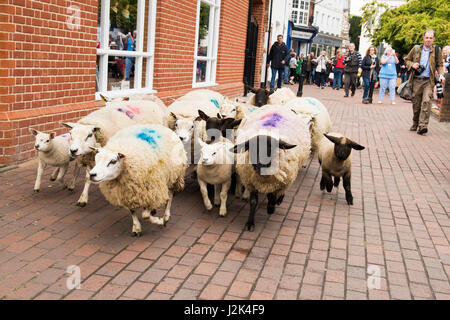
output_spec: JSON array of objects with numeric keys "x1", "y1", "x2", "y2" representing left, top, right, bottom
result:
[{"x1": 0, "y1": 0, "x2": 269, "y2": 164}]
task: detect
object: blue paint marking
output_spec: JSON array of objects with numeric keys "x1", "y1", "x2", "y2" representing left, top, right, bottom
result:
[
  {"x1": 307, "y1": 98, "x2": 318, "y2": 106},
  {"x1": 136, "y1": 129, "x2": 161, "y2": 149},
  {"x1": 262, "y1": 113, "x2": 284, "y2": 128},
  {"x1": 60, "y1": 134, "x2": 69, "y2": 138},
  {"x1": 248, "y1": 107, "x2": 256, "y2": 112},
  {"x1": 210, "y1": 99, "x2": 220, "y2": 108}
]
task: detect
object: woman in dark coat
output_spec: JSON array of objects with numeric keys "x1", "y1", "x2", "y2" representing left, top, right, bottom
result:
[{"x1": 361, "y1": 46, "x2": 380, "y2": 104}]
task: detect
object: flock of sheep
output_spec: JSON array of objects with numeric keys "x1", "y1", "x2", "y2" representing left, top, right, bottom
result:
[{"x1": 30, "y1": 87, "x2": 364, "y2": 236}]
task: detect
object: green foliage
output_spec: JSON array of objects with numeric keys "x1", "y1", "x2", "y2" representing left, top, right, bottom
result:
[
  {"x1": 349, "y1": 15, "x2": 362, "y2": 50},
  {"x1": 360, "y1": 0, "x2": 388, "y2": 38},
  {"x1": 99, "y1": 0, "x2": 138, "y2": 33},
  {"x1": 363, "y1": 0, "x2": 450, "y2": 55},
  {"x1": 198, "y1": 3, "x2": 210, "y2": 44}
]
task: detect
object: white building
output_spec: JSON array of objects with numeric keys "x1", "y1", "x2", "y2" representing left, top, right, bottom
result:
[
  {"x1": 310, "y1": 0, "x2": 346, "y2": 57},
  {"x1": 359, "y1": 0, "x2": 406, "y2": 56}
]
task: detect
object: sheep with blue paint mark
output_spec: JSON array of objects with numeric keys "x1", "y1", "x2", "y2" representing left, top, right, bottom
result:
[
  {"x1": 177, "y1": 89, "x2": 224, "y2": 107},
  {"x1": 284, "y1": 97, "x2": 332, "y2": 153},
  {"x1": 232, "y1": 106, "x2": 311, "y2": 231},
  {"x1": 62, "y1": 99, "x2": 170, "y2": 207},
  {"x1": 89, "y1": 124, "x2": 187, "y2": 236}
]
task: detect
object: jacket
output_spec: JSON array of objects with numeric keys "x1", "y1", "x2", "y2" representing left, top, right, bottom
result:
[
  {"x1": 405, "y1": 44, "x2": 444, "y2": 87},
  {"x1": 344, "y1": 51, "x2": 361, "y2": 73},
  {"x1": 361, "y1": 55, "x2": 379, "y2": 80},
  {"x1": 268, "y1": 42, "x2": 290, "y2": 69}
]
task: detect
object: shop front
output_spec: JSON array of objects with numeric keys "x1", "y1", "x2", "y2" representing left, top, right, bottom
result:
[
  {"x1": 310, "y1": 33, "x2": 343, "y2": 58},
  {"x1": 286, "y1": 21, "x2": 318, "y2": 57}
]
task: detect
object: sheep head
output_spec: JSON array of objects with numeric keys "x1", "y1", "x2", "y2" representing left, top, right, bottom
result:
[
  {"x1": 30, "y1": 128, "x2": 56, "y2": 152},
  {"x1": 61, "y1": 122, "x2": 101, "y2": 158},
  {"x1": 324, "y1": 134, "x2": 365, "y2": 161},
  {"x1": 248, "y1": 87, "x2": 275, "y2": 107},
  {"x1": 197, "y1": 138, "x2": 233, "y2": 166},
  {"x1": 197, "y1": 110, "x2": 241, "y2": 143},
  {"x1": 170, "y1": 112, "x2": 197, "y2": 143},
  {"x1": 88, "y1": 147, "x2": 126, "y2": 183}
]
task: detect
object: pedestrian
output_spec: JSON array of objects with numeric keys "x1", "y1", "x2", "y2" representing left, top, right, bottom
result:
[
  {"x1": 397, "y1": 53, "x2": 408, "y2": 83},
  {"x1": 289, "y1": 52, "x2": 298, "y2": 85},
  {"x1": 124, "y1": 31, "x2": 136, "y2": 81},
  {"x1": 332, "y1": 49, "x2": 345, "y2": 90},
  {"x1": 361, "y1": 46, "x2": 379, "y2": 104},
  {"x1": 343, "y1": 43, "x2": 361, "y2": 97},
  {"x1": 443, "y1": 45, "x2": 450, "y2": 73},
  {"x1": 284, "y1": 49, "x2": 294, "y2": 84},
  {"x1": 267, "y1": 34, "x2": 290, "y2": 90},
  {"x1": 295, "y1": 53, "x2": 304, "y2": 83},
  {"x1": 296, "y1": 56, "x2": 308, "y2": 97},
  {"x1": 405, "y1": 29, "x2": 445, "y2": 135},
  {"x1": 325, "y1": 60, "x2": 333, "y2": 87},
  {"x1": 377, "y1": 46, "x2": 399, "y2": 105},
  {"x1": 315, "y1": 50, "x2": 328, "y2": 89},
  {"x1": 310, "y1": 52, "x2": 317, "y2": 85},
  {"x1": 305, "y1": 55, "x2": 312, "y2": 84}
]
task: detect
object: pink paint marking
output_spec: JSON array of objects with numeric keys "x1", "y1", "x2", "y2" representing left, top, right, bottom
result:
[
  {"x1": 259, "y1": 112, "x2": 276, "y2": 121},
  {"x1": 126, "y1": 105, "x2": 141, "y2": 115}
]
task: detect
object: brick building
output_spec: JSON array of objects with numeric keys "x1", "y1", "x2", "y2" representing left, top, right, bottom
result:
[{"x1": 0, "y1": 0, "x2": 268, "y2": 165}]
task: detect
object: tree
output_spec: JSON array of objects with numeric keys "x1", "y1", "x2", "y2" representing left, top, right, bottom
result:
[
  {"x1": 349, "y1": 15, "x2": 362, "y2": 51},
  {"x1": 362, "y1": 0, "x2": 450, "y2": 55}
]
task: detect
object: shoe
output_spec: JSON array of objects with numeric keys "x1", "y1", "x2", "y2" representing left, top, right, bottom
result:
[
  {"x1": 344, "y1": 94, "x2": 349, "y2": 97},
  {"x1": 321, "y1": 86, "x2": 324, "y2": 89},
  {"x1": 392, "y1": 101, "x2": 396, "y2": 105},
  {"x1": 336, "y1": 88, "x2": 340, "y2": 90},
  {"x1": 362, "y1": 99, "x2": 369, "y2": 104},
  {"x1": 368, "y1": 99, "x2": 372, "y2": 104},
  {"x1": 289, "y1": 80, "x2": 294, "y2": 85},
  {"x1": 410, "y1": 124, "x2": 418, "y2": 131},
  {"x1": 377, "y1": 101, "x2": 382, "y2": 104},
  {"x1": 417, "y1": 127, "x2": 428, "y2": 135},
  {"x1": 351, "y1": 91, "x2": 355, "y2": 97}
]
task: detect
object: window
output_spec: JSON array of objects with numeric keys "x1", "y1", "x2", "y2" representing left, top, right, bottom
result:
[
  {"x1": 193, "y1": 0, "x2": 221, "y2": 88},
  {"x1": 96, "y1": 0, "x2": 157, "y2": 100},
  {"x1": 291, "y1": 0, "x2": 310, "y2": 26}
]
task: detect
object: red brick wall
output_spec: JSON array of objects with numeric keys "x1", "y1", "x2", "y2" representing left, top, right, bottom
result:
[{"x1": 0, "y1": 0, "x2": 269, "y2": 164}]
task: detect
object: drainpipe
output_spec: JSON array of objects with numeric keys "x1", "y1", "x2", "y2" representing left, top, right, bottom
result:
[{"x1": 263, "y1": 0, "x2": 274, "y2": 88}]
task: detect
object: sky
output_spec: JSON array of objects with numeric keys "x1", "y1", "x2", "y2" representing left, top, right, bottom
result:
[{"x1": 350, "y1": 0, "x2": 369, "y2": 16}]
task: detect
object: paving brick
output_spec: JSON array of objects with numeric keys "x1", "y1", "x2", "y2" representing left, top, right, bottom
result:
[{"x1": 199, "y1": 283, "x2": 227, "y2": 300}]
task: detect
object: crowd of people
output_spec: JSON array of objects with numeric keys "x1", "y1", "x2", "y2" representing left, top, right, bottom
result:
[{"x1": 267, "y1": 32, "x2": 449, "y2": 135}]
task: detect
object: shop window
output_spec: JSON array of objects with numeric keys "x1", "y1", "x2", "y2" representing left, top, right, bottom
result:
[
  {"x1": 193, "y1": 0, "x2": 221, "y2": 88},
  {"x1": 96, "y1": 0, "x2": 157, "y2": 100},
  {"x1": 292, "y1": 0, "x2": 310, "y2": 26}
]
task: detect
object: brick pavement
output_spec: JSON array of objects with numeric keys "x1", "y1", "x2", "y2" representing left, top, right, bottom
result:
[{"x1": 0, "y1": 84, "x2": 449, "y2": 300}]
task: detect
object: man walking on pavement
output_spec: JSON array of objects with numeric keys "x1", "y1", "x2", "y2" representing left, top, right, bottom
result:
[
  {"x1": 405, "y1": 29, "x2": 445, "y2": 135},
  {"x1": 343, "y1": 43, "x2": 362, "y2": 97},
  {"x1": 267, "y1": 34, "x2": 290, "y2": 90}
]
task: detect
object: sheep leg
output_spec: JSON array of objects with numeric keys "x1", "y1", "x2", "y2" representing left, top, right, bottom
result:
[
  {"x1": 320, "y1": 170, "x2": 333, "y2": 192},
  {"x1": 334, "y1": 176, "x2": 340, "y2": 187},
  {"x1": 219, "y1": 181, "x2": 231, "y2": 217},
  {"x1": 343, "y1": 174, "x2": 353, "y2": 205},
  {"x1": 130, "y1": 210, "x2": 142, "y2": 237},
  {"x1": 214, "y1": 184, "x2": 221, "y2": 206},
  {"x1": 68, "y1": 161, "x2": 82, "y2": 191},
  {"x1": 56, "y1": 164, "x2": 68, "y2": 188},
  {"x1": 34, "y1": 159, "x2": 45, "y2": 192},
  {"x1": 242, "y1": 188, "x2": 250, "y2": 201},
  {"x1": 267, "y1": 193, "x2": 276, "y2": 214},
  {"x1": 235, "y1": 175, "x2": 243, "y2": 198},
  {"x1": 76, "y1": 167, "x2": 91, "y2": 207},
  {"x1": 149, "y1": 190, "x2": 173, "y2": 226},
  {"x1": 198, "y1": 179, "x2": 213, "y2": 210},
  {"x1": 50, "y1": 167, "x2": 60, "y2": 181},
  {"x1": 246, "y1": 191, "x2": 258, "y2": 232}
]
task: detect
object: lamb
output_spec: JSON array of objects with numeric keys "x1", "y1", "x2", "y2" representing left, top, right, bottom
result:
[
  {"x1": 267, "y1": 87, "x2": 297, "y2": 105},
  {"x1": 285, "y1": 97, "x2": 332, "y2": 152},
  {"x1": 89, "y1": 124, "x2": 187, "y2": 236},
  {"x1": 247, "y1": 87, "x2": 296, "y2": 107},
  {"x1": 232, "y1": 106, "x2": 312, "y2": 231},
  {"x1": 29, "y1": 129, "x2": 81, "y2": 192},
  {"x1": 177, "y1": 89, "x2": 224, "y2": 108},
  {"x1": 196, "y1": 137, "x2": 234, "y2": 216},
  {"x1": 219, "y1": 99, "x2": 258, "y2": 119},
  {"x1": 318, "y1": 133, "x2": 365, "y2": 205},
  {"x1": 62, "y1": 99, "x2": 169, "y2": 207}
]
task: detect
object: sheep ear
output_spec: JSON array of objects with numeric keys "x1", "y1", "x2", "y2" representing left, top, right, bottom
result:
[
  {"x1": 93, "y1": 127, "x2": 101, "y2": 133},
  {"x1": 290, "y1": 109, "x2": 298, "y2": 115},
  {"x1": 99, "y1": 94, "x2": 109, "y2": 102},
  {"x1": 231, "y1": 140, "x2": 250, "y2": 153},
  {"x1": 224, "y1": 119, "x2": 242, "y2": 129},
  {"x1": 324, "y1": 134, "x2": 341, "y2": 145},
  {"x1": 118, "y1": 153, "x2": 126, "y2": 159},
  {"x1": 278, "y1": 140, "x2": 297, "y2": 150},
  {"x1": 122, "y1": 97, "x2": 130, "y2": 101},
  {"x1": 61, "y1": 122, "x2": 76, "y2": 129},
  {"x1": 267, "y1": 89, "x2": 275, "y2": 96},
  {"x1": 169, "y1": 112, "x2": 178, "y2": 120},
  {"x1": 198, "y1": 110, "x2": 209, "y2": 121},
  {"x1": 217, "y1": 113, "x2": 223, "y2": 119},
  {"x1": 49, "y1": 132, "x2": 56, "y2": 140},
  {"x1": 89, "y1": 147, "x2": 99, "y2": 154},
  {"x1": 247, "y1": 86, "x2": 257, "y2": 94},
  {"x1": 29, "y1": 128, "x2": 39, "y2": 136},
  {"x1": 348, "y1": 140, "x2": 365, "y2": 151}
]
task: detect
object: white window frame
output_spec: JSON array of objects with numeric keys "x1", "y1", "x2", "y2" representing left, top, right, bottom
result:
[
  {"x1": 193, "y1": 0, "x2": 221, "y2": 88},
  {"x1": 291, "y1": 0, "x2": 310, "y2": 27},
  {"x1": 96, "y1": 0, "x2": 157, "y2": 100}
]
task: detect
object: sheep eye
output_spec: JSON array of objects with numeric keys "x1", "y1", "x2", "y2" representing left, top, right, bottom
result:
[
  {"x1": 108, "y1": 160, "x2": 117, "y2": 166},
  {"x1": 212, "y1": 152, "x2": 216, "y2": 156},
  {"x1": 46, "y1": 140, "x2": 50, "y2": 143},
  {"x1": 232, "y1": 109, "x2": 236, "y2": 112}
]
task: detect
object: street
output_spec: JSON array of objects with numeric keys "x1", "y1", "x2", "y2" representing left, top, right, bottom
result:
[{"x1": 0, "y1": 84, "x2": 449, "y2": 300}]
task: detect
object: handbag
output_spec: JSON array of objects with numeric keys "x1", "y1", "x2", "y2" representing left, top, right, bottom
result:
[{"x1": 397, "y1": 72, "x2": 413, "y2": 100}]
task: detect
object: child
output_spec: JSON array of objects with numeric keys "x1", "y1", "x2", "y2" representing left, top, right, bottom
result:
[{"x1": 289, "y1": 52, "x2": 298, "y2": 85}]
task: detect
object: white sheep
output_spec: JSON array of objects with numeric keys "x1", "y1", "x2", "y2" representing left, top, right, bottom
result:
[
  {"x1": 233, "y1": 106, "x2": 311, "y2": 231},
  {"x1": 196, "y1": 137, "x2": 234, "y2": 216},
  {"x1": 29, "y1": 129, "x2": 81, "y2": 192},
  {"x1": 177, "y1": 89, "x2": 224, "y2": 108},
  {"x1": 62, "y1": 99, "x2": 169, "y2": 207},
  {"x1": 268, "y1": 87, "x2": 297, "y2": 105},
  {"x1": 285, "y1": 97, "x2": 332, "y2": 152},
  {"x1": 89, "y1": 124, "x2": 187, "y2": 236},
  {"x1": 318, "y1": 133, "x2": 365, "y2": 205},
  {"x1": 219, "y1": 99, "x2": 258, "y2": 119}
]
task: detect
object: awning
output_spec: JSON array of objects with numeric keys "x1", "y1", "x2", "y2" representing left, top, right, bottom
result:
[
  {"x1": 288, "y1": 21, "x2": 318, "y2": 41},
  {"x1": 312, "y1": 33, "x2": 342, "y2": 47}
]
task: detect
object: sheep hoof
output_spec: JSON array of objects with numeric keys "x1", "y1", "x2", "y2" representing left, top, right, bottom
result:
[
  {"x1": 34, "y1": 189, "x2": 40, "y2": 193},
  {"x1": 267, "y1": 204, "x2": 275, "y2": 215},
  {"x1": 205, "y1": 204, "x2": 213, "y2": 211},
  {"x1": 50, "y1": 177, "x2": 56, "y2": 182},
  {"x1": 131, "y1": 231, "x2": 142, "y2": 237},
  {"x1": 67, "y1": 186, "x2": 75, "y2": 191},
  {"x1": 276, "y1": 195, "x2": 284, "y2": 205},
  {"x1": 219, "y1": 210, "x2": 227, "y2": 217},
  {"x1": 214, "y1": 202, "x2": 220, "y2": 207},
  {"x1": 151, "y1": 209, "x2": 157, "y2": 216},
  {"x1": 245, "y1": 222, "x2": 255, "y2": 232},
  {"x1": 76, "y1": 201, "x2": 87, "y2": 207}
]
